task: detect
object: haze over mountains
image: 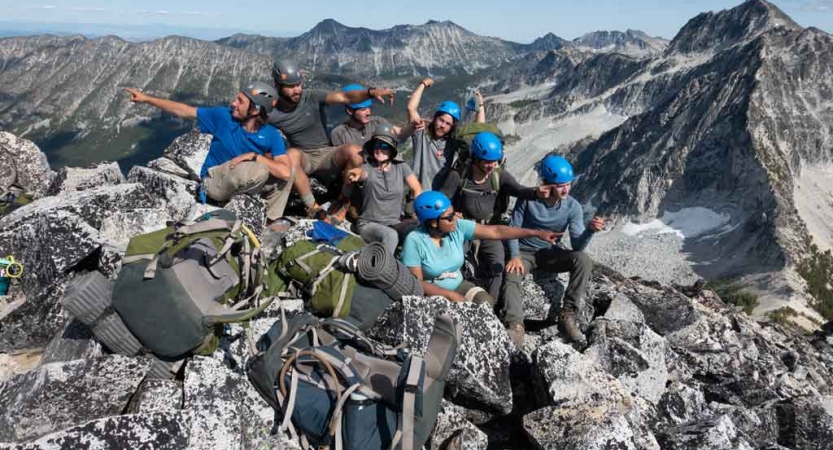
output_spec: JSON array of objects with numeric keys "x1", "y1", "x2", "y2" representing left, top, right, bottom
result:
[{"x1": 0, "y1": 0, "x2": 831, "y2": 323}]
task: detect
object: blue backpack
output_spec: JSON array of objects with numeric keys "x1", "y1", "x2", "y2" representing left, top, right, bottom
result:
[{"x1": 247, "y1": 312, "x2": 460, "y2": 450}]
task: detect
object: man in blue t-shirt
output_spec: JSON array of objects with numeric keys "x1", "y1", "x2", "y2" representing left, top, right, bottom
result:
[{"x1": 125, "y1": 82, "x2": 312, "y2": 220}]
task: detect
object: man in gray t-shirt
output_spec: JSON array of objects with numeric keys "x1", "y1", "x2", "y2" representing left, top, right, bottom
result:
[
  {"x1": 332, "y1": 116, "x2": 390, "y2": 147},
  {"x1": 401, "y1": 77, "x2": 461, "y2": 192},
  {"x1": 268, "y1": 59, "x2": 394, "y2": 216},
  {"x1": 330, "y1": 84, "x2": 401, "y2": 147}
]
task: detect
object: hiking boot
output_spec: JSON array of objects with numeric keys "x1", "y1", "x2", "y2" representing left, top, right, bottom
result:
[
  {"x1": 558, "y1": 310, "x2": 585, "y2": 344},
  {"x1": 507, "y1": 322, "x2": 525, "y2": 347},
  {"x1": 306, "y1": 203, "x2": 324, "y2": 219},
  {"x1": 327, "y1": 197, "x2": 349, "y2": 225}
]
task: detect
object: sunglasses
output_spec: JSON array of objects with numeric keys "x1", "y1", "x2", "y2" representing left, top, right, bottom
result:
[
  {"x1": 373, "y1": 143, "x2": 394, "y2": 152},
  {"x1": 438, "y1": 213, "x2": 456, "y2": 222}
]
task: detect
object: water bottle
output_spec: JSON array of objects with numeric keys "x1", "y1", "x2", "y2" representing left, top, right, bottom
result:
[
  {"x1": 0, "y1": 272, "x2": 9, "y2": 296},
  {"x1": 465, "y1": 87, "x2": 478, "y2": 112}
]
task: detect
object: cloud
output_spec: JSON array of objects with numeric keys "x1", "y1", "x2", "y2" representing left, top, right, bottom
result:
[
  {"x1": 155, "y1": 10, "x2": 170, "y2": 14},
  {"x1": 182, "y1": 11, "x2": 221, "y2": 16},
  {"x1": 68, "y1": 6, "x2": 108, "y2": 12}
]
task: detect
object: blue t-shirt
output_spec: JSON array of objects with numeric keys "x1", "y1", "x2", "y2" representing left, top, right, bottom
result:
[
  {"x1": 400, "y1": 219, "x2": 477, "y2": 291},
  {"x1": 196, "y1": 106, "x2": 286, "y2": 178}
]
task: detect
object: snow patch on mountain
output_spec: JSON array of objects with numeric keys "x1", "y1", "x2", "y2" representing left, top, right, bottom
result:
[{"x1": 622, "y1": 207, "x2": 733, "y2": 240}]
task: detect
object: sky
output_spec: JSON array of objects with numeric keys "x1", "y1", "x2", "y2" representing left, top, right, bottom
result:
[{"x1": 1, "y1": 0, "x2": 832, "y2": 42}]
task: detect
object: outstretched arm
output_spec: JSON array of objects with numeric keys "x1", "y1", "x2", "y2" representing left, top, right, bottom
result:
[
  {"x1": 326, "y1": 87, "x2": 395, "y2": 106},
  {"x1": 124, "y1": 88, "x2": 197, "y2": 120},
  {"x1": 474, "y1": 223, "x2": 561, "y2": 242}
]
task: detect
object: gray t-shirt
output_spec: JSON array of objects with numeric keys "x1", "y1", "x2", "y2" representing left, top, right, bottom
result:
[
  {"x1": 411, "y1": 128, "x2": 455, "y2": 191},
  {"x1": 330, "y1": 116, "x2": 390, "y2": 147},
  {"x1": 358, "y1": 161, "x2": 414, "y2": 226},
  {"x1": 267, "y1": 89, "x2": 331, "y2": 150}
]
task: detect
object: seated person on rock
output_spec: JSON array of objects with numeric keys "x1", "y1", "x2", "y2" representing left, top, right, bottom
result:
[
  {"x1": 501, "y1": 155, "x2": 605, "y2": 345},
  {"x1": 330, "y1": 84, "x2": 403, "y2": 147},
  {"x1": 399, "y1": 78, "x2": 461, "y2": 192},
  {"x1": 344, "y1": 123, "x2": 423, "y2": 255},
  {"x1": 400, "y1": 191, "x2": 559, "y2": 346},
  {"x1": 124, "y1": 83, "x2": 298, "y2": 220},
  {"x1": 268, "y1": 60, "x2": 394, "y2": 218},
  {"x1": 439, "y1": 131, "x2": 549, "y2": 302}
]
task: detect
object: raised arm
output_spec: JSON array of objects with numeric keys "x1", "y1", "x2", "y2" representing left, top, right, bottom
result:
[
  {"x1": 124, "y1": 88, "x2": 197, "y2": 120},
  {"x1": 474, "y1": 90, "x2": 486, "y2": 123},
  {"x1": 407, "y1": 78, "x2": 433, "y2": 124},
  {"x1": 326, "y1": 86, "x2": 394, "y2": 106}
]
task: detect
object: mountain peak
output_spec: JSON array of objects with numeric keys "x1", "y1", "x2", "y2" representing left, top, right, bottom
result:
[
  {"x1": 667, "y1": 0, "x2": 801, "y2": 55},
  {"x1": 526, "y1": 32, "x2": 568, "y2": 51},
  {"x1": 310, "y1": 18, "x2": 349, "y2": 33}
]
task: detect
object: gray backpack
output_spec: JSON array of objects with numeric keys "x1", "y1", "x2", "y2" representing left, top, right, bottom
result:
[
  {"x1": 63, "y1": 210, "x2": 286, "y2": 370},
  {"x1": 247, "y1": 312, "x2": 460, "y2": 450}
]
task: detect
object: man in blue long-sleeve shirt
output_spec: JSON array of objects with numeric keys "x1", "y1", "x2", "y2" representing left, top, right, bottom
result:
[{"x1": 502, "y1": 155, "x2": 604, "y2": 345}]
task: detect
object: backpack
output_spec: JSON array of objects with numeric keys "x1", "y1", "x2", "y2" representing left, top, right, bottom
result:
[
  {"x1": 247, "y1": 312, "x2": 461, "y2": 450},
  {"x1": 274, "y1": 233, "x2": 365, "y2": 318},
  {"x1": 0, "y1": 189, "x2": 34, "y2": 216},
  {"x1": 456, "y1": 165, "x2": 510, "y2": 225},
  {"x1": 109, "y1": 209, "x2": 286, "y2": 359},
  {"x1": 450, "y1": 122, "x2": 506, "y2": 173}
]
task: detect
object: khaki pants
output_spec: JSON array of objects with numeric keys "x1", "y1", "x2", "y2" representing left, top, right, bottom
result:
[{"x1": 203, "y1": 160, "x2": 295, "y2": 220}]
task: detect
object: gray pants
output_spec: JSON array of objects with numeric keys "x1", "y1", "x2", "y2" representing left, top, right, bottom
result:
[
  {"x1": 468, "y1": 239, "x2": 506, "y2": 302},
  {"x1": 203, "y1": 160, "x2": 295, "y2": 220},
  {"x1": 356, "y1": 221, "x2": 399, "y2": 255},
  {"x1": 501, "y1": 247, "x2": 593, "y2": 325}
]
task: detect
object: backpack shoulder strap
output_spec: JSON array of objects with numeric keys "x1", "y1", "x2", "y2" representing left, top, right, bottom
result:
[{"x1": 401, "y1": 355, "x2": 425, "y2": 450}]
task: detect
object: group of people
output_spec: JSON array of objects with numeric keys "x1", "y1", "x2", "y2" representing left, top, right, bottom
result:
[{"x1": 124, "y1": 60, "x2": 604, "y2": 346}]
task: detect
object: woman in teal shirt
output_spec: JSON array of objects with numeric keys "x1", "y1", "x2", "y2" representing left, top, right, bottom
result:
[{"x1": 400, "y1": 191, "x2": 559, "y2": 308}]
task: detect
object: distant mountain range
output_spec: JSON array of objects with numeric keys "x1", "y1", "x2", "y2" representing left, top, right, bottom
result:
[{"x1": 0, "y1": 18, "x2": 666, "y2": 168}]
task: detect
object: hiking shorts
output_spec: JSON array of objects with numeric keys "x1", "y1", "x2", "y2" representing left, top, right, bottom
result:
[{"x1": 301, "y1": 146, "x2": 341, "y2": 177}]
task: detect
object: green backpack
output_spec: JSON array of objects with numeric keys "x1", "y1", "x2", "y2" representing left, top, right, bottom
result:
[
  {"x1": 275, "y1": 234, "x2": 365, "y2": 318},
  {"x1": 451, "y1": 122, "x2": 506, "y2": 172},
  {"x1": 111, "y1": 209, "x2": 286, "y2": 358}
]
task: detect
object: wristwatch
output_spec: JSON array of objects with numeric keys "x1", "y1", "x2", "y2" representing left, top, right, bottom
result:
[{"x1": 249, "y1": 154, "x2": 258, "y2": 162}]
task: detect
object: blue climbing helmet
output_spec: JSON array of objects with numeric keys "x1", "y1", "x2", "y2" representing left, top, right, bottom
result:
[
  {"x1": 471, "y1": 132, "x2": 503, "y2": 162},
  {"x1": 540, "y1": 155, "x2": 574, "y2": 184},
  {"x1": 414, "y1": 191, "x2": 452, "y2": 223},
  {"x1": 435, "y1": 101, "x2": 461, "y2": 122},
  {"x1": 342, "y1": 84, "x2": 372, "y2": 110}
]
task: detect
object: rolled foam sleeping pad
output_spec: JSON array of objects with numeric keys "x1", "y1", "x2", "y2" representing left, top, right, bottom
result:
[{"x1": 354, "y1": 242, "x2": 424, "y2": 300}]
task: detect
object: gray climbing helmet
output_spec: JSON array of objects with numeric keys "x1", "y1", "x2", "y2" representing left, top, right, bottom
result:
[
  {"x1": 271, "y1": 59, "x2": 303, "y2": 86},
  {"x1": 241, "y1": 81, "x2": 278, "y2": 115},
  {"x1": 363, "y1": 121, "x2": 399, "y2": 159}
]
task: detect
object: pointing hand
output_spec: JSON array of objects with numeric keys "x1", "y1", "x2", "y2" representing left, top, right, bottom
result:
[{"x1": 123, "y1": 87, "x2": 149, "y2": 104}]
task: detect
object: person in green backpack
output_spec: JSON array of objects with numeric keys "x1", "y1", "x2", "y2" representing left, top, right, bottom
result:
[{"x1": 439, "y1": 132, "x2": 548, "y2": 319}]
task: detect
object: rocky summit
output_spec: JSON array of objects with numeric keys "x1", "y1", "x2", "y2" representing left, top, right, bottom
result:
[{"x1": 0, "y1": 131, "x2": 832, "y2": 448}]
